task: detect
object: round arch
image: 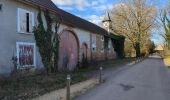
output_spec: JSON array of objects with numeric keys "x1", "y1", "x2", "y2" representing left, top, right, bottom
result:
[
  {"x1": 59, "y1": 29, "x2": 80, "y2": 48},
  {"x1": 58, "y1": 29, "x2": 80, "y2": 71}
]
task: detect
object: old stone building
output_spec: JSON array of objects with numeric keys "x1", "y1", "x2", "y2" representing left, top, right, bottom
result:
[{"x1": 0, "y1": 0, "x2": 125, "y2": 76}]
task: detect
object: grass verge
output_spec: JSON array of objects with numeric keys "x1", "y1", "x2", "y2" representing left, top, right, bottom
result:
[
  {"x1": 164, "y1": 55, "x2": 170, "y2": 67},
  {"x1": 0, "y1": 58, "x2": 135, "y2": 100}
]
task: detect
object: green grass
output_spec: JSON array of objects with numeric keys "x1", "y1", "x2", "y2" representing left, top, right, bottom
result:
[
  {"x1": 0, "y1": 58, "x2": 135, "y2": 100},
  {"x1": 164, "y1": 56, "x2": 170, "y2": 67},
  {"x1": 0, "y1": 73, "x2": 86, "y2": 100}
]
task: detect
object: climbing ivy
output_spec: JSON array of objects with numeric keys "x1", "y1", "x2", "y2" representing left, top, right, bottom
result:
[{"x1": 33, "y1": 9, "x2": 61, "y2": 74}]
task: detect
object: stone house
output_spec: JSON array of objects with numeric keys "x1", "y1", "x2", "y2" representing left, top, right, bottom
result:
[{"x1": 0, "y1": 0, "x2": 125, "y2": 76}]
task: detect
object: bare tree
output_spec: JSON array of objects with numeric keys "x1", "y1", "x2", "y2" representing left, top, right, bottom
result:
[
  {"x1": 110, "y1": 0, "x2": 157, "y2": 57},
  {"x1": 160, "y1": 4, "x2": 170, "y2": 49}
]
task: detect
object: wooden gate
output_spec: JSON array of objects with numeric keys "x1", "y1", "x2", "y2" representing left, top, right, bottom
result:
[{"x1": 58, "y1": 30, "x2": 79, "y2": 71}]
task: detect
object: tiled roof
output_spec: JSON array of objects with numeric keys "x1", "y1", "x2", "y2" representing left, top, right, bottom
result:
[
  {"x1": 18, "y1": 0, "x2": 124, "y2": 40},
  {"x1": 18, "y1": 0, "x2": 59, "y2": 13}
]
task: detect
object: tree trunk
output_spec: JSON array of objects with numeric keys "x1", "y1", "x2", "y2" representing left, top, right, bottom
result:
[{"x1": 135, "y1": 42, "x2": 141, "y2": 57}]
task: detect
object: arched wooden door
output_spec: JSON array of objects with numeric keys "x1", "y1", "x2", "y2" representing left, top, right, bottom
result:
[{"x1": 58, "y1": 30, "x2": 79, "y2": 71}]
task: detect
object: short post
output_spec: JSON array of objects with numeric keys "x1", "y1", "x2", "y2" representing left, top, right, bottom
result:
[
  {"x1": 66, "y1": 75, "x2": 71, "y2": 100},
  {"x1": 99, "y1": 67, "x2": 103, "y2": 83}
]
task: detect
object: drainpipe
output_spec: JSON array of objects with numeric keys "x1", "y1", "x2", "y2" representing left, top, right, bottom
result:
[{"x1": 90, "y1": 33, "x2": 93, "y2": 62}]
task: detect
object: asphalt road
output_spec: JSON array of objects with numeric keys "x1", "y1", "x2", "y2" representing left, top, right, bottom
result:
[{"x1": 74, "y1": 57, "x2": 170, "y2": 100}]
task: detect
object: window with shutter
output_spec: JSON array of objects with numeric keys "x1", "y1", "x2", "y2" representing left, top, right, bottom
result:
[
  {"x1": 18, "y1": 8, "x2": 34, "y2": 34},
  {"x1": 19, "y1": 9, "x2": 25, "y2": 33}
]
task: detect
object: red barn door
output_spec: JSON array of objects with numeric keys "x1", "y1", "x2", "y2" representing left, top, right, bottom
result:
[{"x1": 58, "y1": 30, "x2": 79, "y2": 71}]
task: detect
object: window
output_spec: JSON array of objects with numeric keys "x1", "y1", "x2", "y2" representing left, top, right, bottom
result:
[
  {"x1": 16, "y1": 42, "x2": 36, "y2": 68},
  {"x1": 17, "y1": 8, "x2": 34, "y2": 34}
]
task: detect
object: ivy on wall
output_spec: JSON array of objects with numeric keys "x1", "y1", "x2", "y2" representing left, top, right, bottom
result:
[
  {"x1": 112, "y1": 38, "x2": 125, "y2": 58},
  {"x1": 33, "y1": 9, "x2": 61, "y2": 74}
]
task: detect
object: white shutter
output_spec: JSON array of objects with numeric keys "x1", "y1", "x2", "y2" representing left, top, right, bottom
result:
[
  {"x1": 29, "y1": 13, "x2": 34, "y2": 32},
  {"x1": 19, "y1": 10, "x2": 26, "y2": 33},
  {"x1": 29, "y1": 13, "x2": 32, "y2": 32}
]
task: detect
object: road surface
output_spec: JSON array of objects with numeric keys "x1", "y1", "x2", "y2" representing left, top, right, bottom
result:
[{"x1": 74, "y1": 57, "x2": 170, "y2": 100}]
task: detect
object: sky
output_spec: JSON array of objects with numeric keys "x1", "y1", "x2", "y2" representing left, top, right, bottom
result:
[
  {"x1": 51, "y1": 0, "x2": 169, "y2": 45},
  {"x1": 51, "y1": 0, "x2": 121, "y2": 25}
]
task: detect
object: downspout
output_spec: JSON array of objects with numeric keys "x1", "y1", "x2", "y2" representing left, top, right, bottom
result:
[{"x1": 90, "y1": 33, "x2": 93, "y2": 62}]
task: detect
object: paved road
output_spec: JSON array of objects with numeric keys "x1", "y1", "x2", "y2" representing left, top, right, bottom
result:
[{"x1": 74, "y1": 57, "x2": 170, "y2": 100}]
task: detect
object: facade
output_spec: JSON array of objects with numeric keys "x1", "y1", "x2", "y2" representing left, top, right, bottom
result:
[{"x1": 0, "y1": 0, "x2": 125, "y2": 76}]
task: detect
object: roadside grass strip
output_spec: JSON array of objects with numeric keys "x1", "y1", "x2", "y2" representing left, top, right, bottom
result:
[
  {"x1": 164, "y1": 56, "x2": 170, "y2": 67},
  {"x1": 0, "y1": 58, "x2": 135, "y2": 100}
]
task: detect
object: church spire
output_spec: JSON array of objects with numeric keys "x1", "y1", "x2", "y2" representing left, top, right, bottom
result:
[
  {"x1": 103, "y1": 9, "x2": 111, "y2": 23},
  {"x1": 102, "y1": 9, "x2": 112, "y2": 33}
]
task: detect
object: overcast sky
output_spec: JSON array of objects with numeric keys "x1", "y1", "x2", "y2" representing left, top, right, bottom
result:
[{"x1": 51, "y1": 0, "x2": 169, "y2": 45}]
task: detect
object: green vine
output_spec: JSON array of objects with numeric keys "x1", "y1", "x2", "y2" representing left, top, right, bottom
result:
[{"x1": 33, "y1": 9, "x2": 61, "y2": 74}]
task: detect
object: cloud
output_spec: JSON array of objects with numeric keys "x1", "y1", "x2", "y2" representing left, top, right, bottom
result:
[
  {"x1": 93, "y1": 5, "x2": 107, "y2": 11},
  {"x1": 52, "y1": 0, "x2": 90, "y2": 11},
  {"x1": 51, "y1": 0, "x2": 110, "y2": 26},
  {"x1": 58, "y1": 6, "x2": 74, "y2": 10},
  {"x1": 52, "y1": 0, "x2": 109, "y2": 11},
  {"x1": 52, "y1": 0, "x2": 78, "y2": 5},
  {"x1": 85, "y1": 15, "x2": 104, "y2": 26},
  {"x1": 91, "y1": 1, "x2": 99, "y2": 6},
  {"x1": 92, "y1": 3, "x2": 113, "y2": 12}
]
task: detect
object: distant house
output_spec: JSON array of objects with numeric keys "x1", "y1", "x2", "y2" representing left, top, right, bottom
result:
[
  {"x1": 155, "y1": 45, "x2": 164, "y2": 51},
  {"x1": 0, "y1": 0, "x2": 125, "y2": 75}
]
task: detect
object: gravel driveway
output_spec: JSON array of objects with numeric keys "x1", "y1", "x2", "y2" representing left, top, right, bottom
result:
[{"x1": 74, "y1": 57, "x2": 170, "y2": 100}]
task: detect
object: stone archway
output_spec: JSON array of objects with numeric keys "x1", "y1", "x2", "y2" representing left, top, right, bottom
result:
[{"x1": 58, "y1": 30, "x2": 79, "y2": 71}]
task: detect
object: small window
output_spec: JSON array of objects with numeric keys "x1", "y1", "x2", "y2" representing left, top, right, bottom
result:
[
  {"x1": 16, "y1": 42, "x2": 36, "y2": 68},
  {"x1": 18, "y1": 8, "x2": 34, "y2": 34}
]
